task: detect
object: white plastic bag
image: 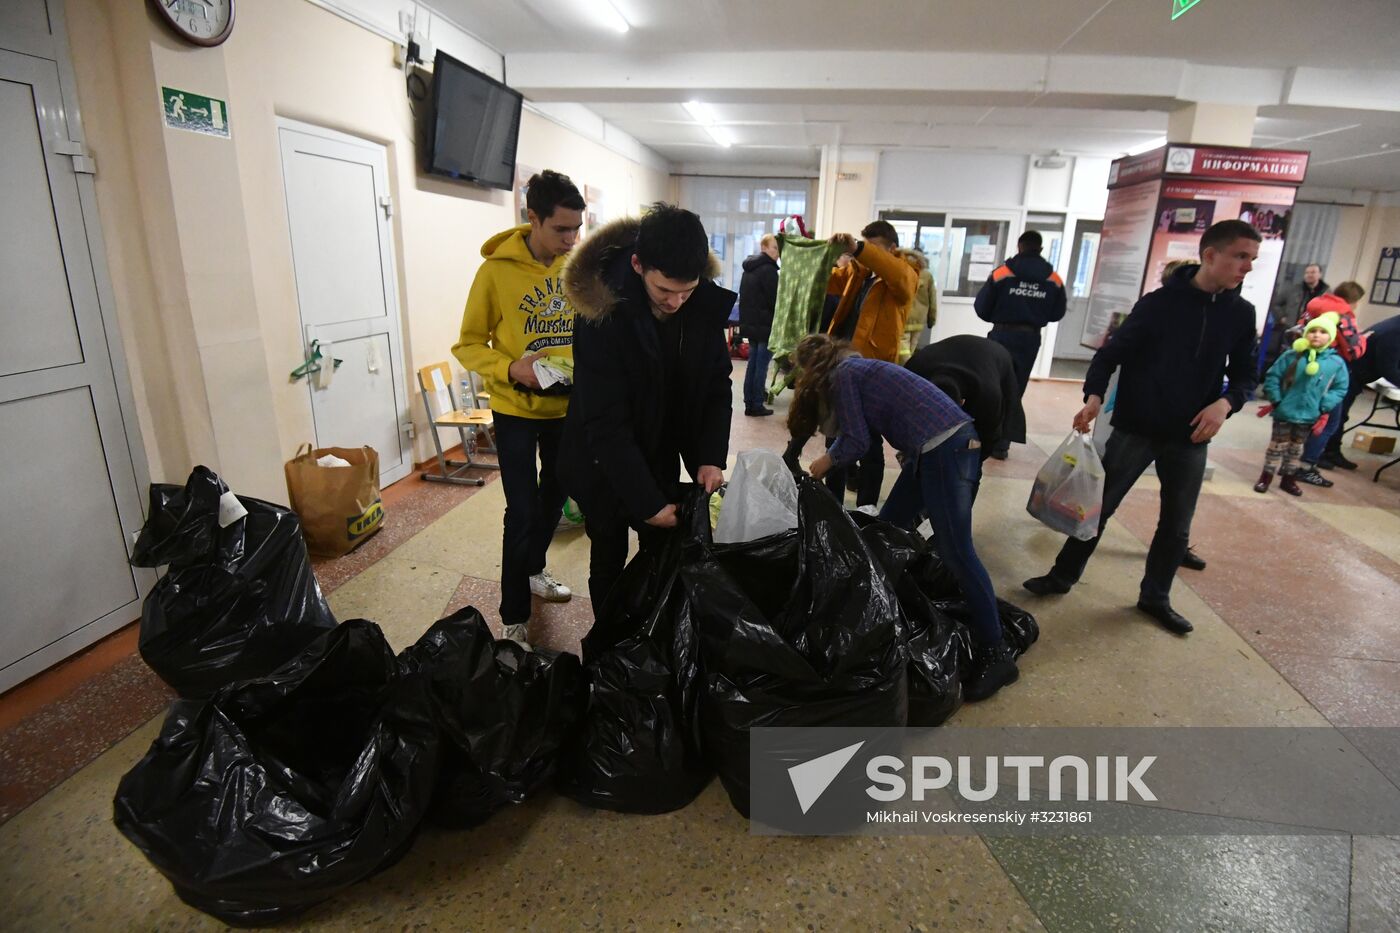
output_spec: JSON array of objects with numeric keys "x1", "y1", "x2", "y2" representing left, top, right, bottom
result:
[
  {"x1": 713, "y1": 449, "x2": 799, "y2": 544},
  {"x1": 1026, "y1": 431, "x2": 1104, "y2": 541}
]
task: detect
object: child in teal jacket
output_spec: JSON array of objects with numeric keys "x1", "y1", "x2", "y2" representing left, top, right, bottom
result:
[{"x1": 1254, "y1": 312, "x2": 1349, "y2": 496}]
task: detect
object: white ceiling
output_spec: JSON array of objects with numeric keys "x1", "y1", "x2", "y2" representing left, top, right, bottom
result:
[{"x1": 437, "y1": 0, "x2": 1400, "y2": 191}]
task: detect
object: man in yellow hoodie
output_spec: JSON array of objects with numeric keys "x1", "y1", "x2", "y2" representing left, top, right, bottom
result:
[{"x1": 453, "y1": 170, "x2": 584, "y2": 648}]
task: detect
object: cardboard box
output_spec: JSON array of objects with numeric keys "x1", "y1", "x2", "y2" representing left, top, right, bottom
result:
[{"x1": 1351, "y1": 431, "x2": 1397, "y2": 454}]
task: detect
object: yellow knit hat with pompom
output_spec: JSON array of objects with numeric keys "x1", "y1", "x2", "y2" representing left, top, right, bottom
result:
[{"x1": 1292, "y1": 311, "x2": 1339, "y2": 376}]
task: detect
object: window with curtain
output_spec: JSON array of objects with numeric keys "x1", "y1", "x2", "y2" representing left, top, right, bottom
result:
[
  {"x1": 677, "y1": 176, "x2": 817, "y2": 290},
  {"x1": 1270, "y1": 202, "x2": 1342, "y2": 315}
]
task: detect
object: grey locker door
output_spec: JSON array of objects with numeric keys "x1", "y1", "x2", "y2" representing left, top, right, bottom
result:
[{"x1": 0, "y1": 49, "x2": 149, "y2": 692}]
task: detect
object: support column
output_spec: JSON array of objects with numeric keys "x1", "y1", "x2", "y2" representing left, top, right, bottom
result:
[{"x1": 1167, "y1": 102, "x2": 1258, "y2": 146}]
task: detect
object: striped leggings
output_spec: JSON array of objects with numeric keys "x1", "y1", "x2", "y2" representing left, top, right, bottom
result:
[{"x1": 1263, "y1": 421, "x2": 1311, "y2": 475}]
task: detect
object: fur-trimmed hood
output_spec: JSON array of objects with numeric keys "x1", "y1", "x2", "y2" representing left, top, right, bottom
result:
[{"x1": 563, "y1": 215, "x2": 724, "y2": 322}]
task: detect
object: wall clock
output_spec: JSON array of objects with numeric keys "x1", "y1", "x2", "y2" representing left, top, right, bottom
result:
[{"x1": 150, "y1": 0, "x2": 235, "y2": 48}]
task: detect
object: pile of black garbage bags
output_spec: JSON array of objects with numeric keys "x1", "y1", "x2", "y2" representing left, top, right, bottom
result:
[{"x1": 114, "y1": 468, "x2": 1035, "y2": 924}]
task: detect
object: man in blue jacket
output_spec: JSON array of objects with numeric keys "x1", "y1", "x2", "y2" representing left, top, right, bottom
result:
[
  {"x1": 738, "y1": 234, "x2": 780, "y2": 416},
  {"x1": 1023, "y1": 220, "x2": 1261, "y2": 635},
  {"x1": 974, "y1": 231, "x2": 1067, "y2": 458},
  {"x1": 1322, "y1": 311, "x2": 1400, "y2": 469}
]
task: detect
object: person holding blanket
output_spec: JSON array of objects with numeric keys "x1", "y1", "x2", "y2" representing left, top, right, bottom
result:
[
  {"x1": 1254, "y1": 312, "x2": 1349, "y2": 496},
  {"x1": 789, "y1": 333, "x2": 1018, "y2": 701}
]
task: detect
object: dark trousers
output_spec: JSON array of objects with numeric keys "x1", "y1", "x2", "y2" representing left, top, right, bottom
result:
[
  {"x1": 878, "y1": 423, "x2": 1002, "y2": 647},
  {"x1": 1323, "y1": 365, "x2": 1366, "y2": 459},
  {"x1": 825, "y1": 435, "x2": 885, "y2": 507},
  {"x1": 743, "y1": 340, "x2": 773, "y2": 411},
  {"x1": 493, "y1": 412, "x2": 567, "y2": 626},
  {"x1": 986, "y1": 328, "x2": 1042, "y2": 453},
  {"x1": 1050, "y1": 428, "x2": 1207, "y2": 607},
  {"x1": 584, "y1": 513, "x2": 665, "y2": 619}
]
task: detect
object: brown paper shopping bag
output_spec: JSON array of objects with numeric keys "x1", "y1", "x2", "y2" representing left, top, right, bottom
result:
[{"x1": 283, "y1": 444, "x2": 385, "y2": 557}]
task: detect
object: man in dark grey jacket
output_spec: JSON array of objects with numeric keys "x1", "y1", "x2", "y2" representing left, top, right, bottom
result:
[
  {"x1": 738, "y1": 235, "x2": 779, "y2": 416},
  {"x1": 1023, "y1": 220, "x2": 1261, "y2": 636}
]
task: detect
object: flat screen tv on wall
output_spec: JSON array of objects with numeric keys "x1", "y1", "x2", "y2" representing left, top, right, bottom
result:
[{"x1": 427, "y1": 51, "x2": 522, "y2": 190}]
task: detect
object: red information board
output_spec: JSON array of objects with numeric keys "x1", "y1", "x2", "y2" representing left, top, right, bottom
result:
[{"x1": 1081, "y1": 143, "x2": 1310, "y2": 349}]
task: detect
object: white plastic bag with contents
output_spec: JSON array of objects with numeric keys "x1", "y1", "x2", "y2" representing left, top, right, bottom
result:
[
  {"x1": 713, "y1": 449, "x2": 799, "y2": 544},
  {"x1": 1026, "y1": 431, "x2": 1105, "y2": 541}
]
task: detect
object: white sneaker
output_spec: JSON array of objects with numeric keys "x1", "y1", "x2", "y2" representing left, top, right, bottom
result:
[
  {"x1": 529, "y1": 570, "x2": 572, "y2": 602},
  {"x1": 501, "y1": 623, "x2": 532, "y2": 650}
]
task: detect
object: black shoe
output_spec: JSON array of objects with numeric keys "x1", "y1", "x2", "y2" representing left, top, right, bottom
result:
[
  {"x1": 1136, "y1": 600, "x2": 1193, "y2": 635},
  {"x1": 965, "y1": 643, "x2": 1020, "y2": 701},
  {"x1": 989, "y1": 447, "x2": 1009, "y2": 461},
  {"x1": 1297, "y1": 469, "x2": 1333, "y2": 487},
  {"x1": 1023, "y1": 573, "x2": 1072, "y2": 596},
  {"x1": 1180, "y1": 547, "x2": 1206, "y2": 571},
  {"x1": 1331, "y1": 451, "x2": 1359, "y2": 471},
  {"x1": 1315, "y1": 457, "x2": 1337, "y2": 471},
  {"x1": 744, "y1": 406, "x2": 774, "y2": 417}
]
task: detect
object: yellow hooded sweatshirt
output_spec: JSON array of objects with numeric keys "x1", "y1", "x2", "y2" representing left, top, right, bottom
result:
[{"x1": 452, "y1": 225, "x2": 575, "y2": 419}]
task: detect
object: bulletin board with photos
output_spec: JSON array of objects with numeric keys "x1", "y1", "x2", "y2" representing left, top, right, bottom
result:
[{"x1": 1373, "y1": 246, "x2": 1400, "y2": 307}]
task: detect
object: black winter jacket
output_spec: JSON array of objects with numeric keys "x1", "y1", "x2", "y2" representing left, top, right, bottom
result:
[
  {"x1": 558, "y1": 217, "x2": 735, "y2": 526},
  {"x1": 1084, "y1": 263, "x2": 1258, "y2": 444},
  {"x1": 905, "y1": 336, "x2": 1026, "y2": 459},
  {"x1": 973, "y1": 253, "x2": 1067, "y2": 328},
  {"x1": 1354, "y1": 313, "x2": 1400, "y2": 386},
  {"x1": 737, "y1": 252, "x2": 779, "y2": 342}
]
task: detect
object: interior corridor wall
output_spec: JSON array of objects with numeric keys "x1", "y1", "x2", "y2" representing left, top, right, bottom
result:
[
  {"x1": 62, "y1": 0, "x2": 669, "y2": 498},
  {"x1": 1351, "y1": 197, "x2": 1400, "y2": 331},
  {"x1": 872, "y1": 149, "x2": 1111, "y2": 358}
]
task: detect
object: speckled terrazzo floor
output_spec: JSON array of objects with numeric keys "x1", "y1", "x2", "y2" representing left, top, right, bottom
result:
[{"x1": 1, "y1": 370, "x2": 1396, "y2": 931}]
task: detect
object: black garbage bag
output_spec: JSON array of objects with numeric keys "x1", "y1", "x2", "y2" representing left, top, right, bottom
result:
[
  {"x1": 557, "y1": 496, "x2": 711, "y2": 813},
  {"x1": 683, "y1": 479, "x2": 908, "y2": 817},
  {"x1": 932, "y1": 597, "x2": 1041, "y2": 658},
  {"x1": 129, "y1": 466, "x2": 337, "y2": 698},
  {"x1": 113, "y1": 619, "x2": 440, "y2": 926},
  {"x1": 851, "y1": 514, "x2": 969, "y2": 727},
  {"x1": 399, "y1": 607, "x2": 586, "y2": 828}
]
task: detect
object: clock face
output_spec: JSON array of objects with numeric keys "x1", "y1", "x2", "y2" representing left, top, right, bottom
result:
[{"x1": 152, "y1": 0, "x2": 235, "y2": 47}]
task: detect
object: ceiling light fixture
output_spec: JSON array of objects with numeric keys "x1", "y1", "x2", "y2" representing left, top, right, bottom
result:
[
  {"x1": 683, "y1": 100, "x2": 718, "y2": 125},
  {"x1": 1125, "y1": 136, "x2": 1167, "y2": 156},
  {"x1": 587, "y1": 0, "x2": 630, "y2": 34},
  {"x1": 684, "y1": 101, "x2": 732, "y2": 147},
  {"x1": 703, "y1": 125, "x2": 734, "y2": 148}
]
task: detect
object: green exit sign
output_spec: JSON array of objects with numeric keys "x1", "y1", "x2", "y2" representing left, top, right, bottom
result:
[{"x1": 1172, "y1": 0, "x2": 1204, "y2": 18}]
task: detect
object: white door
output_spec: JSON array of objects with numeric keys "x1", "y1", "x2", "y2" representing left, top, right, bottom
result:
[
  {"x1": 0, "y1": 49, "x2": 150, "y2": 692},
  {"x1": 277, "y1": 121, "x2": 412, "y2": 485}
]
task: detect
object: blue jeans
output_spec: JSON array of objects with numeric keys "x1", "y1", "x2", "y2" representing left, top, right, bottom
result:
[
  {"x1": 1050, "y1": 428, "x2": 1206, "y2": 606},
  {"x1": 1301, "y1": 401, "x2": 1342, "y2": 465},
  {"x1": 878, "y1": 423, "x2": 1002, "y2": 648},
  {"x1": 743, "y1": 340, "x2": 773, "y2": 411},
  {"x1": 493, "y1": 412, "x2": 567, "y2": 626}
]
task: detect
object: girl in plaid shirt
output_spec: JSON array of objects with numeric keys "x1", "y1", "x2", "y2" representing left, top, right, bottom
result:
[{"x1": 790, "y1": 334, "x2": 1020, "y2": 702}]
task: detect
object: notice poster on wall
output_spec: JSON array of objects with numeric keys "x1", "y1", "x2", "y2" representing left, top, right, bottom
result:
[
  {"x1": 1081, "y1": 179, "x2": 1161, "y2": 348},
  {"x1": 1144, "y1": 180, "x2": 1297, "y2": 330},
  {"x1": 584, "y1": 184, "x2": 605, "y2": 233},
  {"x1": 514, "y1": 163, "x2": 537, "y2": 224}
]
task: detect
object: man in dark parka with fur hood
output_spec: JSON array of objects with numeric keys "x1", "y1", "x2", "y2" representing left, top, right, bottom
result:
[{"x1": 559, "y1": 203, "x2": 736, "y2": 615}]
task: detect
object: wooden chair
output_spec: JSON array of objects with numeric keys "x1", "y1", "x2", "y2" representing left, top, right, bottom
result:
[{"x1": 416, "y1": 362, "x2": 498, "y2": 486}]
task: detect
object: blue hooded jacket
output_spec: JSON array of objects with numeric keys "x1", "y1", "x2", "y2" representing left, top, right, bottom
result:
[{"x1": 1262, "y1": 347, "x2": 1348, "y2": 424}]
